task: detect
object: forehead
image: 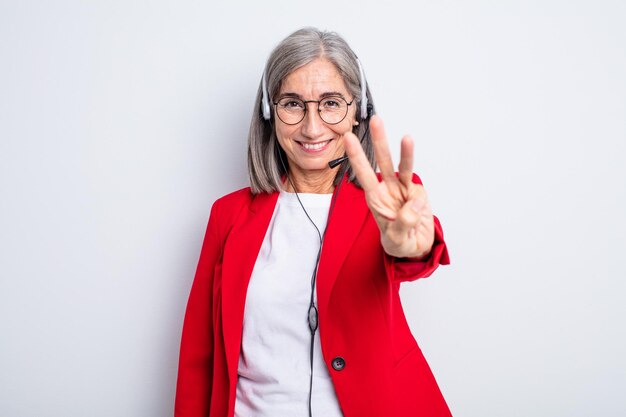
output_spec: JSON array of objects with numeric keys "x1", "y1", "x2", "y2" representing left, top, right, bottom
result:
[{"x1": 279, "y1": 58, "x2": 350, "y2": 97}]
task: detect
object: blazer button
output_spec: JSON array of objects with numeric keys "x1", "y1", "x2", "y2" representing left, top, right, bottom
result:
[{"x1": 331, "y1": 356, "x2": 345, "y2": 371}]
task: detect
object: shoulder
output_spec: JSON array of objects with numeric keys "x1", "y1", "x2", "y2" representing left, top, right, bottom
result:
[
  {"x1": 209, "y1": 186, "x2": 280, "y2": 232},
  {"x1": 207, "y1": 187, "x2": 254, "y2": 238},
  {"x1": 212, "y1": 186, "x2": 254, "y2": 212}
]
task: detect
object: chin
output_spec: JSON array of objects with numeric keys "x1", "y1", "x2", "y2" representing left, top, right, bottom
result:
[{"x1": 296, "y1": 162, "x2": 332, "y2": 173}]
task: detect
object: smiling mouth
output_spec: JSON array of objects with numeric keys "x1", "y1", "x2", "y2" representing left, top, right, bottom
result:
[{"x1": 297, "y1": 139, "x2": 332, "y2": 151}]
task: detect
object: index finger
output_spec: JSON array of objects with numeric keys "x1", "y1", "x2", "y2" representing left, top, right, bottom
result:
[{"x1": 343, "y1": 131, "x2": 379, "y2": 192}]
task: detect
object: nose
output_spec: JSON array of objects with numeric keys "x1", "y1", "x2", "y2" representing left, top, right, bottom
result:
[{"x1": 300, "y1": 103, "x2": 325, "y2": 139}]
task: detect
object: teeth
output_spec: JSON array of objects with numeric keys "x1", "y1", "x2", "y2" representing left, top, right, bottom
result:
[{"x1": 302, "y1": 141, "x2": 330, "y2": 150}]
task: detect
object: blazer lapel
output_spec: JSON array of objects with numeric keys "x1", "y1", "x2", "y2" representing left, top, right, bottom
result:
[
  {"x1": 220, "y1": 191, "x2": 279, "y2": 384},
  {"x1": 316, "y1": 177, "x2": 370, "y2": 324}
]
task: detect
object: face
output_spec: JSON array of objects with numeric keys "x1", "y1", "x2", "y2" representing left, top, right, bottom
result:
[{"x1": 274, "y1": 58, "x2": 357, "y2": 187}]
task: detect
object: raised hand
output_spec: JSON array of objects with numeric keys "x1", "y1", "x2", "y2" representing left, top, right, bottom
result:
[{"x1": 343, "y1": 115, "x2": 435, "y2": 260}]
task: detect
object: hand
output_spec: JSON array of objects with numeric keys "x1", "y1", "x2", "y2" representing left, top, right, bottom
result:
[{"x1": 343, "y1": 115, "x2": 435, "y2": 259}]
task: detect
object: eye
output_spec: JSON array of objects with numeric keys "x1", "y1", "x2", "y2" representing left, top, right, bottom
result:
[
  {"x1": 321, "y1": 97, "x2": 342, "y2": 109},
  {"x1": 280, "y1": 99, "x2": 305, "y2": 110}
]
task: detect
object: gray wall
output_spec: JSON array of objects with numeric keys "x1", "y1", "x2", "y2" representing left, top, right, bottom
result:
[{"x1": 1, "y1": 1, "x2": 625, "y2": 416}]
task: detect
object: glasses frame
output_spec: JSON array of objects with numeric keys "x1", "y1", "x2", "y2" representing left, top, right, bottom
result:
[{"x1": 272, "y1": 96, "x2": 354, "y2": 126}]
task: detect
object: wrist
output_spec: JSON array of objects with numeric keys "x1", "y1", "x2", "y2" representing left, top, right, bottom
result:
[{"x1": 399, "y1": 247, "x2": 432, "y2": 262}]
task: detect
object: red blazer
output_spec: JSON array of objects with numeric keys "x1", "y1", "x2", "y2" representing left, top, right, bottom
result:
[{"x1": 175, "y1": 174, "x2": 452, "y2": 417}]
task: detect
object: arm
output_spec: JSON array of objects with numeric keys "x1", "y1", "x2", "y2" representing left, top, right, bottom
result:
[
  {"x1": 344, "y1": 115, "x2": 450, "y2": 263},
  {"x1": 174, "y1": 202, "x2": 222, "y2": 417},
  {"x1": 382, "y1": 172, "x2": 450, "y2": 282}
]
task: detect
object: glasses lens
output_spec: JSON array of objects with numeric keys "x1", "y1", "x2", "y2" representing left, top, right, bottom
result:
[
  {"x1": 276, "y1": 98, "x2": 305, "y2": 125},
  {"x1": 319, "y1": 96, "x2": 348, "y2": 124}
]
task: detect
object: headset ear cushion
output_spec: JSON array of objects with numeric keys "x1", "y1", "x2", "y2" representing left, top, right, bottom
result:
[
  {"x1": 356, "y1": 58, "x2": 368, "y2": 120},
  {"x1": 261, "y1": 71, "x2": 271, "y2": 120}
]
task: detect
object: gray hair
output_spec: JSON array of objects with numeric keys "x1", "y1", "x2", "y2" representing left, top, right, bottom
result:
[{"x1": 247, "y1": 27, "x2": 376, "y2": 194}]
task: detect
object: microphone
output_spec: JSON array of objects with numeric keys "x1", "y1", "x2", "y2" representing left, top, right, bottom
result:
[
  {"x1": 328, "y1": 105, "x2": 373, "y2": 169},
  {"x1": 328, "y1": 155, "x2": 348, "y2": 169}
]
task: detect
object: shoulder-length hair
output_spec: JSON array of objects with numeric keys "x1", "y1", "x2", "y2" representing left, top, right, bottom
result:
[{"x1": 247, "y1": 27, "x2": 376, "y2": 194}]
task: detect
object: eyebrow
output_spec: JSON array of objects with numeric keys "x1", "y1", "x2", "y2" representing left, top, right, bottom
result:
[{"x1": 278, "y1": 91, "x2": 348, "y2": 100}]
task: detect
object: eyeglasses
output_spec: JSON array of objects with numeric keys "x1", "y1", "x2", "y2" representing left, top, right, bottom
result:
[{"x1": 273, "y1": 96, "x2": 354, "y2": 125}]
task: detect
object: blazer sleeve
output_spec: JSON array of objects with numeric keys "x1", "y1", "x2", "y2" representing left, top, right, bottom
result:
[
  {"x1": 174, "y1": 202, "x2": 222, "y2": 417},
  {"x1": 383, "y1": 173, "x2": 451, "y2": 283}
]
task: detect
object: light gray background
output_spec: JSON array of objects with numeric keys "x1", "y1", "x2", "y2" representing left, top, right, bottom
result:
[{"x1": 1, "y1": 1, "x2": 625, "y2": 416}]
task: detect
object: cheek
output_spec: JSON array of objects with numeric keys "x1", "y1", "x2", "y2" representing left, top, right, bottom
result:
[
  {"x1": 331, "y1": 127, "x2": 349, "y2": 150},
  {"x1": 274, "y1": 125, "x2": 295, "y2": 148},
  {"x1": 335, "y1": 118, "x2": 356, "y2": 138}
]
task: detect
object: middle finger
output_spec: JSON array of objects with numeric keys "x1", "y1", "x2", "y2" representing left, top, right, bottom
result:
[{"x1": 369, "y1": 115, "x2": 397, "y2": 183}]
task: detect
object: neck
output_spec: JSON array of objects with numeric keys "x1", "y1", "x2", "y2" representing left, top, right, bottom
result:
[{"x1": 284, "y1": 169, "x2": 336, "y2": 194}]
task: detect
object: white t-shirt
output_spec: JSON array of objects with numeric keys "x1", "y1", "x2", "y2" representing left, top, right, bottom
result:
[{"x1": 234, "y1": 191, "x2": 344, "y2": 417}]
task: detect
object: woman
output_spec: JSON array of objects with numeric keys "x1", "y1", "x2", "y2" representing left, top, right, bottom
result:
[{"x1": 175, "y1": 28, "x2": 452, "y2": 417}]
